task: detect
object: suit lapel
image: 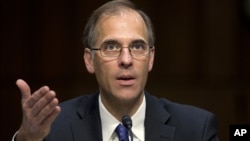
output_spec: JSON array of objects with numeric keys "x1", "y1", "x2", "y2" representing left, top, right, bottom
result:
[
  {"x1": 70, "y1": 93, "x2": 103, "y2": 141},
  {"x1": 145, "y1": 93, "x2": 176, "y2": 141},
  {"x1": 66, "y1": 92, "x2": 176, "y2": 141}
]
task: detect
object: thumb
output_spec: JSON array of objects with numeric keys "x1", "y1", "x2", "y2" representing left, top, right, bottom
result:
[{"x1": 16, "y1": 79, "x2": 31, "y2": 102}]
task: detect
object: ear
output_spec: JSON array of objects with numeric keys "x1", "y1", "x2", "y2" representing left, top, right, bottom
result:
[
  {"x1": 84, "y1": 48, "x2": 95, "y2": 74},
  {"x1": 148, "y1": 46, "x2": 155, "y2": 72}
]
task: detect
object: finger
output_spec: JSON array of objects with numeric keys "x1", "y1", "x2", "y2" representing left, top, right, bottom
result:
[
  {"x1": 41, "y1": 105, "x2": 61, "y2": 127},
  {"x1": 36, "y1": 97, "x2": 60, "y2": 124},
  {"x1": 26, "y1": 86, "x2": 50, "y2": 107},
  {"x1": 16, "y1": 79, "x2": 31, "y2": 102},
  {"x1": 31, "y1": 90, "x2": 56, "y2": 117}
]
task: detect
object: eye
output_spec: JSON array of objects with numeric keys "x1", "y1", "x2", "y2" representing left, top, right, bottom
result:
[
  {"x1": 131, "y1": 43, "x2": 146, "y2": 50},
  {"x1": 103, "y1": 43, "x2": 120, "y2": 51}
]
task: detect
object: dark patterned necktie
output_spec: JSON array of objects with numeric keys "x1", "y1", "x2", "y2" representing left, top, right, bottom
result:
[{"x1": 115, "y1": 124, "x2": 129, "y2": 141}]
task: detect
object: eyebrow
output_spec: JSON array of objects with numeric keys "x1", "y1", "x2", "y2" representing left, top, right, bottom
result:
[
  {"x1": 102, "y1": 39, "x2": 119, "y2": 45},
  {"x1": 101, "y1": 39, "x2": 147, "y2": 46},
  {"x1": 130, "y1": 39, "x2": 147, "y2": 44}
]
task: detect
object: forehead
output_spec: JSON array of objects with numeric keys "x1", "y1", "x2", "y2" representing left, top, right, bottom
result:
[{"x1": 95, "y1": 9, "x2": 148, "y2": 44}]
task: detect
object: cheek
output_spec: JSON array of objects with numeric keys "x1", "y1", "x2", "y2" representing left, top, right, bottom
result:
[
  {"x1": 93, "y1": 59, "x2": 116, "y2": 82},
  {"x1": 135, "y1": 61, "x2": 150, "y2": 78},
  {"x1": 94, "y1": 66, "x2": 110, "y2": 89}
]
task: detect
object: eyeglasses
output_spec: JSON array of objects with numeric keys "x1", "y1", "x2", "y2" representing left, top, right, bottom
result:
[{"x1": 90, "y1": 40, "x2": 154, "y2": 58}]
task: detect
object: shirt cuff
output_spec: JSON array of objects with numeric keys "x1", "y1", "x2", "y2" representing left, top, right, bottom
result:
[{"x1": 11, "y1": 131, "x2": 19, "y2": 141}]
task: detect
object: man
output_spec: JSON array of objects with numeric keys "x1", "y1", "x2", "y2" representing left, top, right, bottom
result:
[{"x1": 13, "y1": 0, "x2": 218, "y2": 141}]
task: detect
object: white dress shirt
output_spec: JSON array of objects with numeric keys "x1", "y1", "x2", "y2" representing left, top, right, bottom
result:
[{"x1": 99, "y1": 94, "x2": 146, "y2": 141}]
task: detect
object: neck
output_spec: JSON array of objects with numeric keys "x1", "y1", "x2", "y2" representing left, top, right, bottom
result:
[{"x1": 100, "y1": 93, "x2": 144, "y2": 121}]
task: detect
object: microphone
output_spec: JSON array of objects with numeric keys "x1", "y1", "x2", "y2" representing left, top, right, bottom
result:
[{"x1": 122, "y1": 115, "x2": 133, "y2": 141}]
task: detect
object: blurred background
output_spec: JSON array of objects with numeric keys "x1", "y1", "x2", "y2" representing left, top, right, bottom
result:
[{"x1": 1, "y1": 0, "x2": 249, "y2": 140}]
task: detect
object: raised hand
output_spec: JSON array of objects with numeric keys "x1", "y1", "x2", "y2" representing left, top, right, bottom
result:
[{"x1": 15, "y1": 79, "x2": 61, "y2": 141}]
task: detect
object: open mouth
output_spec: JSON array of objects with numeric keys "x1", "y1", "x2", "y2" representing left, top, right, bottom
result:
[
  {"x1": 116, "y1": 75, "x2": 136, "y2": 85},
  {"x1": 117, "y1": 77, "x2": 134, "y2": 80},
  {"x1": 117, "y1": 75, "x2": 135, "y2": 80}
]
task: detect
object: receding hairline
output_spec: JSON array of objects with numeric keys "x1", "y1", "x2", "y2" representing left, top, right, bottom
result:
[
  {"x1": 83, "y1": 0, "x2": 155, "y2": 48},
  {"x1": 94, "y1": 8, "x2": 148, "y2": 44},
  {"x1": 98, "y1": 8, "x2": 146, "y2": 25}
]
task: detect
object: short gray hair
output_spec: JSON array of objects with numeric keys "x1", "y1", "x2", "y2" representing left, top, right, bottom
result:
[{"x1": 82, "y1": 0, "x2": 155, "y2": 49}]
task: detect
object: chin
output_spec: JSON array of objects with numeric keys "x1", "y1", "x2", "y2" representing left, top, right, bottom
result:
[{"x1": 115, "y1": 91, "x2": 142, "y2": 101}]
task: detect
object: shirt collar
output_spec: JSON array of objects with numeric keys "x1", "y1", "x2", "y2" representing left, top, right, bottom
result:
[{"x1": 99, "y1": 94, "x2": 146, "y2": 141}]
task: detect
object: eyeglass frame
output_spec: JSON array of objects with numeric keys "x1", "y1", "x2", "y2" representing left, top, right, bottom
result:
[{"x1": 90, "y1": 40, "x2": 154, "y2": 58}]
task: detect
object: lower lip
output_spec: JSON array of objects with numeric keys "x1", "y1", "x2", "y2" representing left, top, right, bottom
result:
[{"x1": 116, "y1": 79, "x2": 135, "y2": 86}]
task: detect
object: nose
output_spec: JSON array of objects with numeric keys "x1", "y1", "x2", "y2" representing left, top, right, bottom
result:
[{"x1": 118, "y1": 47, "x2": 133, "y2": 68}]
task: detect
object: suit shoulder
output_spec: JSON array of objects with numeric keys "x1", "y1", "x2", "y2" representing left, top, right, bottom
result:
[
  {"x1": 146, "y1": 94, "x2": 215, "y2": 121},
  {"x1": 145, "y1": 94, "x2": 218, "y2": 140},
  {"x1": 57, "y1": 93, "x2": 99, "y2": 120},
  {"x1": 59, "y1": 93, "x2": 96, "y2": 108},
  {"x1": 158, "y1": 97, "x2": 214, "y2": 118}
]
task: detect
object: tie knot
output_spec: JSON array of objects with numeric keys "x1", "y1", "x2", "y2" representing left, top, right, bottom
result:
[{"x1": 115, "y1": 124, "x2": 129, "y2": 141}]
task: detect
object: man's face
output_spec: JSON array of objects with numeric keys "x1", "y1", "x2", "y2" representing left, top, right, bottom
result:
[{"x1": 84, "y1": 10, "x2": 154, "y2": 102}]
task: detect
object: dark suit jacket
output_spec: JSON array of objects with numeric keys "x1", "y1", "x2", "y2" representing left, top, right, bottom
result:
[{"x1": 45, "y1": 92, "x2": 218, "y2": 141}]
